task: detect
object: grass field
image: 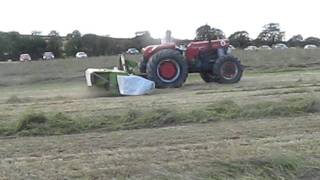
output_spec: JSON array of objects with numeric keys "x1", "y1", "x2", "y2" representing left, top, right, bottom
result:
[{"x1": 1, "y1": 49, "x2": 320, "y2": 179}]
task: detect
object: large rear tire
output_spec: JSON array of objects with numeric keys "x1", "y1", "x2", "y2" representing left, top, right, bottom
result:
[
  {"x1": 146, "y1": 49, "x2": 188, "y2": 88},
  {"x1": 213, "y1": 56, "x2": 243, "y2": 84}
]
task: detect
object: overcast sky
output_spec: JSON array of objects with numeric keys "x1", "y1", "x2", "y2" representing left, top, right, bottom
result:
[{"x1": 1, "y1": 0, "x2": 319, "y2": 40}]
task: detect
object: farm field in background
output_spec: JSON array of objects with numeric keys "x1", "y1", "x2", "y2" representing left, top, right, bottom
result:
[{"x1": 1, "y1": 49, "x2": 320, "y2": 179}]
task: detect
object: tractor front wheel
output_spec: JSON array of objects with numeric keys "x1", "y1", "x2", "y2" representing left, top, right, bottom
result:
[
  {"x1": 147, "y1": 49, "x2": 188, "y2": 88},
  {"x1": 213, "y1": 56, "x2": 243, "y2": 84},
  {"x1": 200, "y1": 71, "x2": 219, "y2": 83}
]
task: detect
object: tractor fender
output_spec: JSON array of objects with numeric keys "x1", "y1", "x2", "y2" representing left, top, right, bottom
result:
[
  {"x1": 147, "y1": 49, "x2": 183, "y2": 65},
  {"x1": 143, "y1": 43, "x2": 176, "y2": 60}
]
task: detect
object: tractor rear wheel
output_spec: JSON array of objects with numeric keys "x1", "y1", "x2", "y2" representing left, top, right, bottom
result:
[
  {"x1": 147, "y1": 49, "x2": 188, "y2": 88},
  {"x1": 213, "y1": 56, "x2": 243, "y2": 84}
]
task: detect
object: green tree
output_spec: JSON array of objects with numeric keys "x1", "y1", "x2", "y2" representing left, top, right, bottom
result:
[
  {"x1": 0, "y1": 31, "x2": 45, "y2": 60},
  {"x1": 195, "y1": 24, "x2": 225, "y2": 41},
  {"x1": 27, "y1": 35, "x2": 46, "y2": 59},
  {"x1": 0, "y1": 32, "x2": 13, "y2": 60},
  {"x1": 65, "y1": 30, "x2": 82, "y2": 56},
  {"x1": 304, "y1": 37, "x2": 320, "y2": 46},
  {"x1": 228, "y1": 31, "x2": 251, "y2": 48},
  {"x1": 82, "y1": 34, "x2": 99, "y2": 56},
  {"x1": 255, "y1": 23, "x2": 285, "y2": 46},
  {"x1": 47, "y1": 30, "x2": 63, "y2": 58},
  {"x1": 5, "y1": 32, "x2": 21, "y2": 60},
  {"x1": 287, "y1": 34, "x2": 303, "y2": 47},
  {"x1": 31, "y1": 31, "x2": 42, "y2": 36},
  {"x1": 195, "y1": 24, "x2": 211, "y2": 41}
]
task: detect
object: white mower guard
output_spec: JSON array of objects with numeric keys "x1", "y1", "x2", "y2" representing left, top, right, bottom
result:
[{"x1": 117, "y1": 75, "x2": 155, "y2": 96}]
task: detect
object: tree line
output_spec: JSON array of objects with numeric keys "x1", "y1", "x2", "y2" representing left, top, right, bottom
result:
[
  {"x1": 196, "y1": 23, "x2": 320, "y2": 49},
  {"x1": 1, "y1": 23, "x2": 319, "y2": 61},
  {"x1": 0, "y1": 30, "x2": 160, "y2": 61}
]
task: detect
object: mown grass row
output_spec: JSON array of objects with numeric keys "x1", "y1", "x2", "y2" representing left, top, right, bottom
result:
[
  {"x1": 83, "y1": 151, "x2": 316, "y2": 180},
  {"x1": 191, "y1": 153, "x2": 311, "y2": 180},
  {"x1": 0, "y1": 95, "x2": 319, "y2": 137}
]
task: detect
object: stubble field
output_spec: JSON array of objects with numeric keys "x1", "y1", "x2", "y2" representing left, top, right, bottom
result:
[{"x1": 0, "y1": 49, "x2": 320, "y2": 179}]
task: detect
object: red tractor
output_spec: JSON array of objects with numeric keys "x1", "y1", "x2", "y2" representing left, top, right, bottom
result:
[{"x1": 139, "y1": 39, "x2": 243, "y2": 88}]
